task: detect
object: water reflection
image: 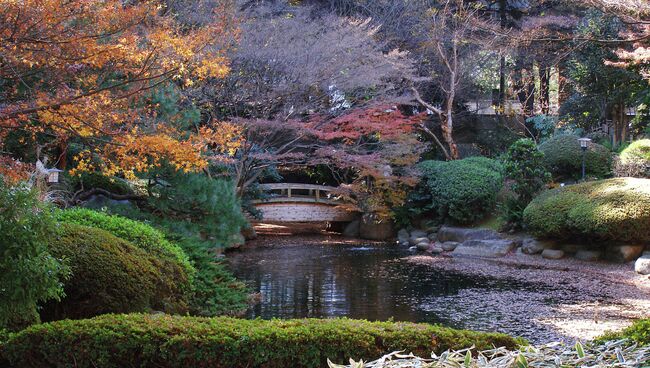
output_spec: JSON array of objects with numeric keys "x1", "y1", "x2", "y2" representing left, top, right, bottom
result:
[{"x1": 228, "y1": 245, "x2": 542, "y2": 328}]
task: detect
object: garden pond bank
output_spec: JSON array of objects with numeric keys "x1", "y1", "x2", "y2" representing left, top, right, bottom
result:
[{"x1": 229, "y1": 235, "x2": 650, "y2": 344}]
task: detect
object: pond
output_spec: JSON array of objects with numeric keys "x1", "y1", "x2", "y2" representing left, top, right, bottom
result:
[{"x1": 228, "y1": 243, "x2": 560, "y2": 343}]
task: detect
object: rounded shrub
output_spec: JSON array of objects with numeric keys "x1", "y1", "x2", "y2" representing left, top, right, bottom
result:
[
  {"x1": 0, "y1": 314, "x2": 523, "y2": 368},
  {"x1": 57, "y1": 208, "x2": 194, "y2": 277},
  {"x1": 615, "y1": 139, "x2": 650, "y2": 178},
  {"x1": 523, "y1": 178, "x2": 650, "y2": 242},
  {"x1": 42, "y1": 224, "x2": 189, "y2": 321},
  {"x1": 538, "y1": 135, "x2": 612, "y2": 180},
  {"x1": 418, "y1": 157, "x2": 504, "y2": 225}
]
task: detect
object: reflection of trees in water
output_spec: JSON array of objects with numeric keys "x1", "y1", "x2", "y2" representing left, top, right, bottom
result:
[{"x1": 228, "y1": 246, "x2": 537, "y2": 323}]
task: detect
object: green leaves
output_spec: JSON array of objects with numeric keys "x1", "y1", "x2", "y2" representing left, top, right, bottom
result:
[
  {"x1": 418, "y1": 157, "x2": 504, "y2": 225},
  {"x1": 0, "y1": 180, "x2": 69, "y2": 330},
  {"x1": 1, "y1": 314, "x2": 521, "y2": 368}
]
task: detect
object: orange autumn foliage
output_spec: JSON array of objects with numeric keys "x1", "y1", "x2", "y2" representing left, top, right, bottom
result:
[{"x1": 0, "y1": 0, "x2": 238, "y2": 176}]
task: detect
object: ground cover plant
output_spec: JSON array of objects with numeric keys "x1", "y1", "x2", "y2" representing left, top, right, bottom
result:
[{"x1": 327, "y1": 340, "x2": 650, "y2": 367}]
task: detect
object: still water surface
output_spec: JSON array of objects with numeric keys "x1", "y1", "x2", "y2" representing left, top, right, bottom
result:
[{"x1": 228, "y1": 244, "x2": 554, "y2": 341}]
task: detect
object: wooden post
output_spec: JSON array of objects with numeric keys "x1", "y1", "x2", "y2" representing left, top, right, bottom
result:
[
  {"x1": 316, "y1": 190, "x2": 320, "y2": 202},
  {"x1": 287, "y1": 188, "x2": 292, "y2": 198}
]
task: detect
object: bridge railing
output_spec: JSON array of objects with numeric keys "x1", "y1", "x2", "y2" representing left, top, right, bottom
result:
[{"x1": 255, "y1": 183, "x2": 344, "y2": 204}]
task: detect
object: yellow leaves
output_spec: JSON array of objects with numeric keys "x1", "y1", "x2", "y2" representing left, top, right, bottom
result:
[
  {"x1": 197, "y1": 121, "x2": 243, "y2": 156},
  {"x1": 2, "y1": 0, "x2": 238, "y2": 179}
]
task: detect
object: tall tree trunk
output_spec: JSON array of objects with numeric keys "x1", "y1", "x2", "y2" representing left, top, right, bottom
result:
[
  {"x1": 557, "y1": 62, "x2": 572, "y2": 108},
  {"x1": 515, "y1": 56, "x2": 535, "y2": 118},
  {"x1": 441, "y1": 114, "x2": 459, "y2": 159},
  {"x1": 498, "y1": 0, "x2": 508, "y2": 111},
  {"x1": 539, "y1": 65, "x2": 550, "y2": 115}
]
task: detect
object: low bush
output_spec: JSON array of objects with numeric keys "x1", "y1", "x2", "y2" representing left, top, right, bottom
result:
[
  {"x1": 57, "y1": 208, "x2": 193, "y2": 277},
  {"x1": 418, "y1": 157, "x2": 504, "y2": 225},
  {"x1": 523, "y1": 178, "x2": 650, "y2": 242},
  {"x1": 0, "y1": 314, "x2": 523, "y2": 368},
  {"x1": 538, "y1": 135, "x2": 612, "y2": 180},
  {"x1": 596, "y1": 318, "x2": 650, "y2": 346},
  {"x1": 615, "y1": 139, "x2": 650, "y2": 178},
  {"x1": 172, "y1": 236, "x2": 250, "y2": 316},
  {"x1": 0, "y1": 179, "x2": 68, "y2": 330},
  {"x1": 500, "y1": 139, "x2": 550, "y2": 229},
  {"x1": 42, "y1": 224, "x2": 189, "y2": 321}
]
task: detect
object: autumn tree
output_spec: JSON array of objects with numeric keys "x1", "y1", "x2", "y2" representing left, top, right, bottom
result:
[
  {"x1": 0, "y1": 0, "x2": 237, "y2": 178},
  {"x1": 194, "y1": 1, "x2": 412, "y2": 120}
]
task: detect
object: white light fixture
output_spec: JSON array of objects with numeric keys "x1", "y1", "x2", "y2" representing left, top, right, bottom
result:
[
  {"x1": 578, "y1": 137, "x2": 592, "y2": 149},
  {"x1": 46, "y1": 168, "x2": 64, "y2": 183}
]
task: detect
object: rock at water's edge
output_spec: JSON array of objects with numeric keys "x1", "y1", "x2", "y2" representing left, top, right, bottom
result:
[
  {"x1": 437, "y1": 226, "x2": 500, "y2": 243},
  {"x1": 452, "y1": 239, "x2": 515, "y2": 258},
  {"x1": 342, "y1": 220, "x2": 360, "y2": 238},
  {"x1": 636, "y1": 254, "x2": 650, "y2": 275},
  {"x1": 541, "y1": 249, "x2": 565, "y2": 260},
  {"x1": 575, "y1": 249, "x2": 602, "y2": 262}
]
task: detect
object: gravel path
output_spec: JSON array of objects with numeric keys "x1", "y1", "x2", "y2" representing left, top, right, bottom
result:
[{"x1": 406, "y1": 252, "x2": 650, "y2": 343}]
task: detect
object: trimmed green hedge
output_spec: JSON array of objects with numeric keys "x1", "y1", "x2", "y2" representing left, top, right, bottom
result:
[
  {"x1": 42, "y1": 224, "x2": 189, "y2": 321},
  {"x1": 523, "y1": 178, "x2": 650, "y2": 242},
  {"x1": 57, "y1": 208, "x2": 193, "y2": 277},
  {"x1": 0, "y1": 314, "x2": 523, "y2": 368},
  {"x1": 596, "y1": 318, "x2": 650, "y2": 346},
  {"x1": 418, "y1": 157, "x2": 504, "y2": 225},
  {"x1": 538, "y1": 135, "x2": 612, "y2": 180}
]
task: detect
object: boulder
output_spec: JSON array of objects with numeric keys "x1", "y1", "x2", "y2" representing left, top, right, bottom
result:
[
  {"x1": 437, "y1": 226, "x2": 500, "y2": 243},
  {"x1": 410, "y1": 229, "x2": 428, "y2": 238},
  {"x1": 441, "y1": 241, "x2": 459, "y2": 251},
  {"x1": 427, "y1": 232, "x2": 438, "y2": 241},
  {"x1": 416, "y1": 241, "x2": 431, "y2": 251},
  {"x1": 360, "y1": 220, "x2": 394, "y2": 241},
  {"x1": 428, "y1": 246, "x2": 444, "y2": 254},
  {"x1": 520, "y1": 239, "x2": 550, "y2": 255},
  {"x1": 541, "y1": 249, "x2": 565, "y2": 260},
  {"x1": 452, "y1": 239, "x2": 516, "y2": 258},
  {"x1": 575, "y1": 250, "x2": 602, "y2": 262},
  {"x1": 608, "y1": 245, "x2": 645, "y2": 263},
  {"x1": 561, "y1": 244, "x2": 586, "y2": 254},
  {"x1": 342, "y1": 220, "x2": 360, "y2": 238},
  {"x1": 635, "y1": 254, "x2": 650, "y2": 275}
]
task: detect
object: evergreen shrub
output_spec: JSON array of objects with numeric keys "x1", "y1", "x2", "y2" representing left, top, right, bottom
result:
[
  {"x1": 523, "y1": 178, "x2": 650, "y2": 242},
  {"x1": 538, "y1": 135, "x2": 612, "y2": 180},
  {"x1": 418, "y1": 157, "x2": 504, "y2": 225},
  {"x1": 0, "y1": 314, "x2": 523, "y2": 368},
  {"x1": 42, "y1": 224, "x2": 189, "y2": 321}
]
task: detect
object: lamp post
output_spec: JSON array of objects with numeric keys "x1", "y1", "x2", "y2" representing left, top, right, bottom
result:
[{"x1": 578, "y1": 137, "x2": 591, "y2": 181}]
